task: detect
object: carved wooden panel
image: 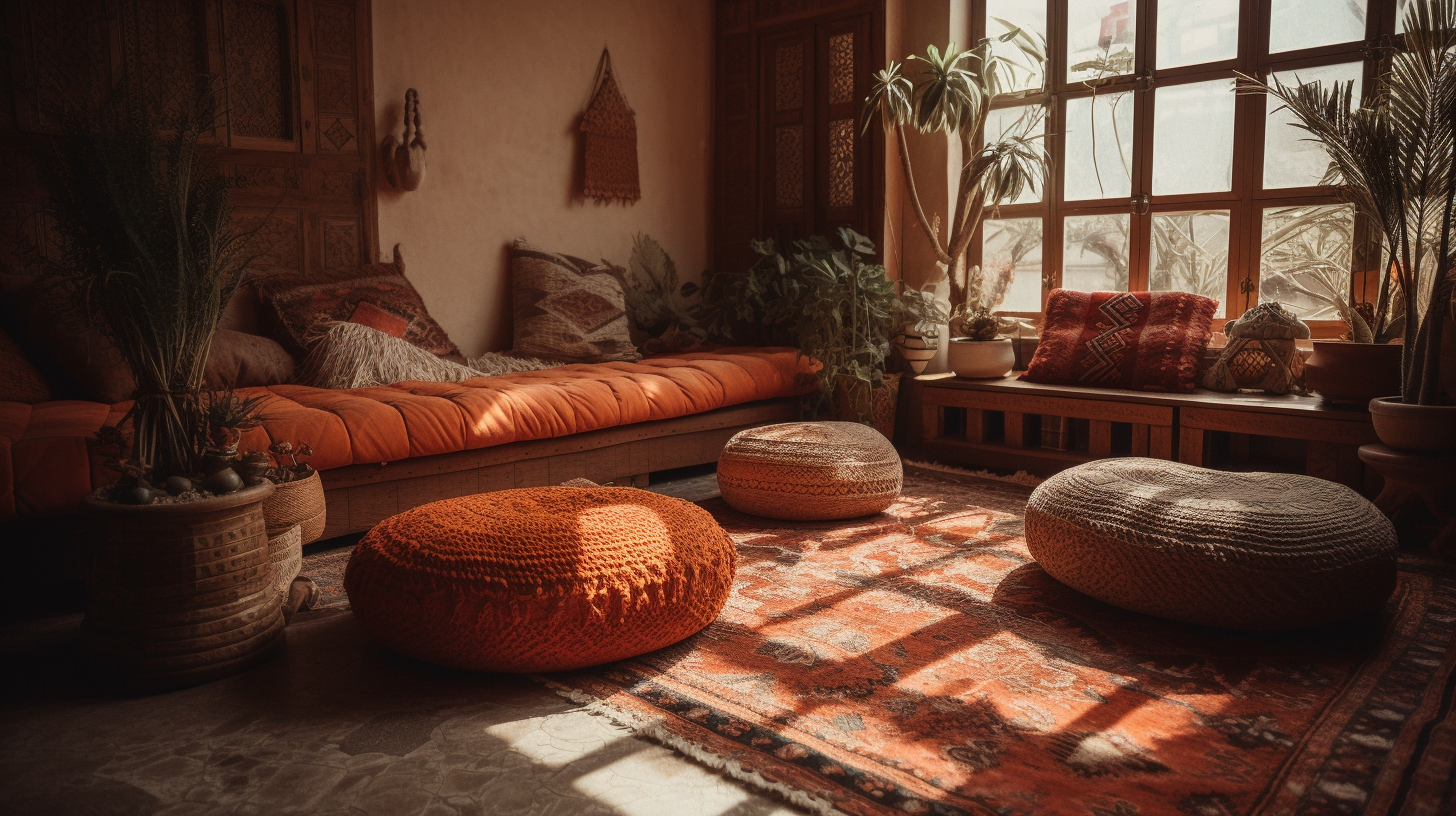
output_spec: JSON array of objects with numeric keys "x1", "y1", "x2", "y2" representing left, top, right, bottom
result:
[{"x1": 2, "y1": 0, "x2": 378, "y2": 280}]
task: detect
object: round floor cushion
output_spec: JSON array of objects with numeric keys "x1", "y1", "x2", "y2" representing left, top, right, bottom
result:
[
  {"x1": 1024, "y1": 458, "x2": 1398, "y2": 630},
  {"x1": 344, "y1": 487, "x2": 736, "y2": 672},
  {"x1": 717, "y1": 421, "x2": 902, "y2": 521}
]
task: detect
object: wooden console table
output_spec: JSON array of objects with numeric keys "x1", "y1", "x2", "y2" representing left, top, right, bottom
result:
[{"x1": 913, "y1": 374, "x2": 1380, "y2": 495}]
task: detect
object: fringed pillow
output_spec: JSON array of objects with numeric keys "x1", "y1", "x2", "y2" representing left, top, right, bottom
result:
[
  {"x1": 301, "y1": 322, "x2": 556, "y2": 389},
  {"x1": 508, "y1": 241, "x2": 641, "y2": 363},
  {"x1": 1021, "y1": 289, "x2": 1218, "y2": 392}
]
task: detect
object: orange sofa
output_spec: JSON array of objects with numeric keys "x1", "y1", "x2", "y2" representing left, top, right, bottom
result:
[{"x1": 0, "y1": 348, "x2": 814, "y2": 529}]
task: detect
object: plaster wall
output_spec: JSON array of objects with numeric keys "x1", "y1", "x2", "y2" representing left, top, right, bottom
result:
[{"x1": 372, "y1": 0, "x2": 714, "y2": 355}]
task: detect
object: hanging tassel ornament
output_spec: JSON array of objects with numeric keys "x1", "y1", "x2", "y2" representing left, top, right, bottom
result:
[{"x1": 580, "y1": 48, "x2": 640, "y2": 204}]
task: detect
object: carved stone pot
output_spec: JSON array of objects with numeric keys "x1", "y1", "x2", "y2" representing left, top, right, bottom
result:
[
  {"x1": 83, "y1": 481, "x2": 284, "y2": 694},
  {"x1": 1304, "y1": 340, "x2": 1402, "y2": 406}
]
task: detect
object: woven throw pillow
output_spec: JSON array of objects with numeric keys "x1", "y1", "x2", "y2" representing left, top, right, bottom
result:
[
  {"x1": 1021, "y1": 289, "x2": 1218, "y2": 392},
  {"x1": 509, "y1": 241, "x2": 641, "y2": 363},
  {"x1": 257, "y1": 273, "x2": 462, "y2": 361}
]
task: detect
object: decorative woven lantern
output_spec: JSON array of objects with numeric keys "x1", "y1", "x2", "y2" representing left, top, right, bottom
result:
[
  {"x1": 581, "y1": 49, "x2": 640, "y2": 204},
  {"x1": 1202, "y1": 301, "x2": 1310, "y2": 394}
]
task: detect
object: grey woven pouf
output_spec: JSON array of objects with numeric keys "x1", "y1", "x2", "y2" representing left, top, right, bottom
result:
[
  {"x1": 716, "y1": 422, "x2": 902, "y2": 521},
  {"x1": 1024, "y1": 457, "x2": 1398, "y2": 630}
]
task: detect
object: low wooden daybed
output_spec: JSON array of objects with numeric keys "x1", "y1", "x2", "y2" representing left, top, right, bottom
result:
[{"x1": 0, "y1": 348, "x2": 813, "y2": 535}]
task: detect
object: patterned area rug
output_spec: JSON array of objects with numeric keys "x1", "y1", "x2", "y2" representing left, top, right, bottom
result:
[{"x1": 542, "y1": 465, "x2": 1456, "y2": 816}]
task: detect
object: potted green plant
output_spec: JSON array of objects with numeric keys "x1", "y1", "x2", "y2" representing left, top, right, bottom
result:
[
  {"x1": 862, "y1": 35, "x2": 1047, "y2": 341},
  {"x1": 1247, "y1": 0, "x2": 1455, "y2": 447},
  {"x1": 704, "y1": 228, "x2": 902, "y2": 436},
  {"x1": 45, "y1": 87, "x2": 281, "y2": 691}
]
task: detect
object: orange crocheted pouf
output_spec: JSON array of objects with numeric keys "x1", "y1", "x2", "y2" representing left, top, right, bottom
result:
[
  {"x1": 717, "y1": 421, "x2": 903, "y2": 521},
  {"x1": 344, "y1": 487, "x2": 736, "y2": 672}
]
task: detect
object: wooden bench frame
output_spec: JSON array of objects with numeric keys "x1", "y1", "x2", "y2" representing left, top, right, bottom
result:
[
  {"x1": 911, "y1": 374, "x2": 1380, "y2": 494},
  {"x1": 317, "y1": 398, "x2": 799, "y2": 537}
]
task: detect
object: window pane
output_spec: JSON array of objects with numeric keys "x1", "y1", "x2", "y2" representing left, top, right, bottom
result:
[
  {"x1": 1063, "y1": 213, "x2": 1130, "y2": 292},
  {"x1": 1269, "y1": 0, "x2": 1366, "y2": 54},
  {"x1": 1397, "y1": 0, "x2": 1412, "y2": 33},
  {"x1": 1156, "y1": 0, "x2": 1240, "y2": 69},
  {"x1": 1152, "y1": 78, "x2": 1236, "y2": 195},
  {"x1": 1064, "y1": 92, "x2": 1134, "y2": 201},
  {"x1": 1263, "y1": 62, "x2": 1363, "y2": 190},
  {"x1": 985, "y1": 105, "x2": 1045, "y2": 204},
  {"x1": 1151, "y1": 211, "x2": 1229, "y2": 317},
  {"x1": 987, "y1": 0, "x2": 1046, "y2": 92},
  {"x1": 1259, "y1": 204, "x2": 1355, "y2": 320},
  {"x1": 983, "y1": 218, "x2": 1043, "y2": 312},
  {"x1": 1067, "y1": 0, "x2": 1136, "y2": 84}
]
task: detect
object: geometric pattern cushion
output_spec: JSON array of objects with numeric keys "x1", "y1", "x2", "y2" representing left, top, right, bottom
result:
[
  {"x1": 1025, "y1": 458, "x2": 1398, "y2": 630},
  {"x1": 343, "y1": 486, "x2": 734, "y2": 672},
  {"x1": 1021, "y1": 289, "x2": 1219, "y2": 392},
  {"x1": 508, "y1": 241, "x2": 641, "y2": 363},
  {"x1": 717, "y1": 421, "x2": 902, "y2": 521}
]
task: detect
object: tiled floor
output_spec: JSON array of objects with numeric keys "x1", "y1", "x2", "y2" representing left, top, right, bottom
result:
[{"x1": 0, "y1": 468, "x2": 804, "y2": 816}]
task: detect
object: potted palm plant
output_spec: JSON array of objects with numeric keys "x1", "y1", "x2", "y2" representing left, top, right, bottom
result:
[
  {"x1": 1247, "y1": 0, "x2": 1455, "y2": 449},
  {"x1": 45, "y1": 86, "x2": 282, "y2": 692},
  {"x1": 862, "y1": 35, "x2": 1047, "y2": 347}
]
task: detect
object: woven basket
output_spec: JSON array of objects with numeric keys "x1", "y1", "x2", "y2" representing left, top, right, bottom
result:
[
  {"x1": 717, "y1": 421, "x2": 902, "y2": 521},
  {"x1": 263, "y1": 472, "x2": 326, "y2": 545},
  {"x1": 832, "y1": 374, "x2": 900, "y2": 442},
  {"x1": 267, "y1": 524, "x2": 303, "y2": 606}
]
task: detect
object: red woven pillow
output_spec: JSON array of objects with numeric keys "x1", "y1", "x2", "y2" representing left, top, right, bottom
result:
[
  {"x1": 1021, "y1": 289, "x2": 1218, "y2": 392},
  {"x1": 258, "y1": 274, "x2": 462, "y2": 361}
]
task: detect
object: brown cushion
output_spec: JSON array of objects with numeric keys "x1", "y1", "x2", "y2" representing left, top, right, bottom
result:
[
  {"x1": 508, "y1": 241, "x2": 640, "y2": 363},
  {"x1": 204, "y1": 329, "x2": 296, "y2": 389},
  {"x1": 0, "y1": 327, "x2": 52, "y2": 404},
  {"x1": 0, "y1": 276, "x2": 135, "y2": 404}
]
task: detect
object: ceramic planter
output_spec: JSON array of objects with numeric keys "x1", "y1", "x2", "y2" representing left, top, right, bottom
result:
[
  {"x1": 83, "y1": 481, "x2": 284, "y2": 693},
  {"x1": 1369, "y1": 397, "x2": 1456, "y2": 452},
  {"x1": 1304, "y1": 340, "x2": 1402, "y2": 406},
  {"x1": 894, "y1": 333, "x2": 938, "y2": 375},
  {"x1": 948, "y1": 338, "x2": 1015, "y2": 379}
]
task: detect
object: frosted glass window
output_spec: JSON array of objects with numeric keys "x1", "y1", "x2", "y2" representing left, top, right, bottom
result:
[
  {"x1": 1063, "y1": 214, "x2": 1130, "y2": 292},
  {"x1": 1259, "y1": 204, "x2": 1355, "y2": 320},
  {"x1": 1150, "y1": 211, "x2": 1229, "y2": 316},
  {"x1": 986, "y1": 0, "x2": 1046, "y2": 93},
  {"x1": 1067, "y1": 0, "x2": 1137, "y2": 84},
  {"x1": 1397, "y1": 0, "x2": 1412, "y2": 33},
  {"x1": 1263, "y1": 62, "x2": 1363, "y2": 189},
  {"x1": 1156, "y1": 0, "x2": 1239, "y2": 69},
  {"x1": 984, "y1": 105, "x2": 1045, "y2": 204},
  {"x1": 1269, "y1": 0, "x2": 1367, "y2": 54},
  {"x1": 1064, "y1": 92, "x2": 1134, "y2": 201},
  {"x1": 983, "y1": 218, "x2": 1044, "y2": 312},
  {"x1": 1152, "y1": 78, "x2": 1236, "y2": 195}
]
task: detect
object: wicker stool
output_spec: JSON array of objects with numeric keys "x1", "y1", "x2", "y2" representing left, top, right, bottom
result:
[
  {"x1": 344, "y1": 486, "x2": 735, "y2": 672},
  {"x1": 1025, "y1": 458, "x2": 1398, "y2": 630},
  {"x1": 716, "y1": 421, "x2": 902, "y2": 521}
]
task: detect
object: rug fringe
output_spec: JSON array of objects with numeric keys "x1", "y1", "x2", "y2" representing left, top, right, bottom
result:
[
  {"x1": 538, "y1": 679, "x2": 841, "y2": 816},
  {"x1": 903, "y1": 459, "x2": 1044, "y2": 486}
]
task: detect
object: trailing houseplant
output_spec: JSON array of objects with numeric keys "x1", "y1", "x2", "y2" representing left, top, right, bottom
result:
[
  {"x1": 703, "y1": 228, "x2": 903, "y2": 431},
  {"x1": 1243, "y1": 0, "x2": 1455, "y2": 435},
  {"x1": 863, "y1": 34, "x2": 1047, "y2": 338},
  {"x1": 44, "y1": 85, "x2": 282, "y2": 691}
]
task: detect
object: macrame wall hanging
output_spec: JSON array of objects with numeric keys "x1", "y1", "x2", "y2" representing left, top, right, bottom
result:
[{"x1": 581, "y1": 48, "x2": 640, "y2": 204}]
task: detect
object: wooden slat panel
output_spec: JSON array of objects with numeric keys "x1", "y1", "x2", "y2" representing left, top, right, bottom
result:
[
  {"x1": 1179, "y1": 428, "x2": 1205, "y2": 466},
  {"x1": 921, "y1": 386, "x2": 1174, "y2": 426},
  {"x1": 1004, "y1": 412, "x2": 1026, "y2": 448},
  {"x1": 1180, "y1": 406, "x2": 1379, "y2": 445},
  {"x1": 1089, "y1": 420, "x2": 1112, "y2": 459},
  {"x1": 1150, "y1": 426, "x2": 1174, "y2": 460},
  {"x1": 1131, "y1": 423, "x2": 1150, "y2": 456}
]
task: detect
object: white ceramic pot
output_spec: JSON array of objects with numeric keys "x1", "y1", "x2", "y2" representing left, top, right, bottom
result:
[
  {"x1": 948, "y1": 338, "x2": 1015, "y2": 379},
  {"x1": 895, "y1": 333, "x2": 938, "y2": 375}
]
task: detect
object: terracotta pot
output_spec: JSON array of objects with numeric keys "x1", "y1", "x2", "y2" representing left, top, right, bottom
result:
[
  {"x1": 83, "y1": 481, "x2": 284, "y2": 693},
  {"x1": 1369, "y1": 397, "x2": 1456, "y2": 453},
  {"x1": 263, "y1": 471, "x2": 327, "y2": 545},
  {"x1": 894, "y1": 333, "x2": 938, "y2": 375},
  {"x1": 1303, "y1": 340, "x2": 1402, "y2": 406},
  {"x1": 948, "y1": 338, "x2": 1015, "y2": 379}
]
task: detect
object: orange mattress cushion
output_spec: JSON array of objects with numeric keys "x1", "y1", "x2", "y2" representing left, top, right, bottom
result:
[
  {"x1": 343, "y1": 486, "x2": 736, "y2": 671},
  {"x1": 0, "y1": 348, "x2": 814, "y2": 522}
]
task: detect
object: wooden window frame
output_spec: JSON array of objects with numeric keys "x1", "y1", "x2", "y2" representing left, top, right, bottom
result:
[{"x1": 968, "y1": 0, "x2": 1404, "y2": 337}]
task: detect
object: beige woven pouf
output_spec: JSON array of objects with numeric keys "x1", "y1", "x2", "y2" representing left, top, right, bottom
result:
[
  {"x1": 1025, "y1": 457, "x2": 1398, "y2": 630},
  {"x1": 717, "y1": 421, "x2": 902, "y2": 521}
]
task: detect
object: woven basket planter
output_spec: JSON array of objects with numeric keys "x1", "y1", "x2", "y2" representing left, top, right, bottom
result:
[
  {"x1": 263, "y1": 471, "x2": 326, "y2": 545},
  {"x1": 717, "y1": 421, "x2": 903, "y2": 521},
  {"x1": 832, "y1": 373, "x2": 900, "y2": 441},
  {"x1": 267, "y1": 524, "x2": 303, "y2": 606}
]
